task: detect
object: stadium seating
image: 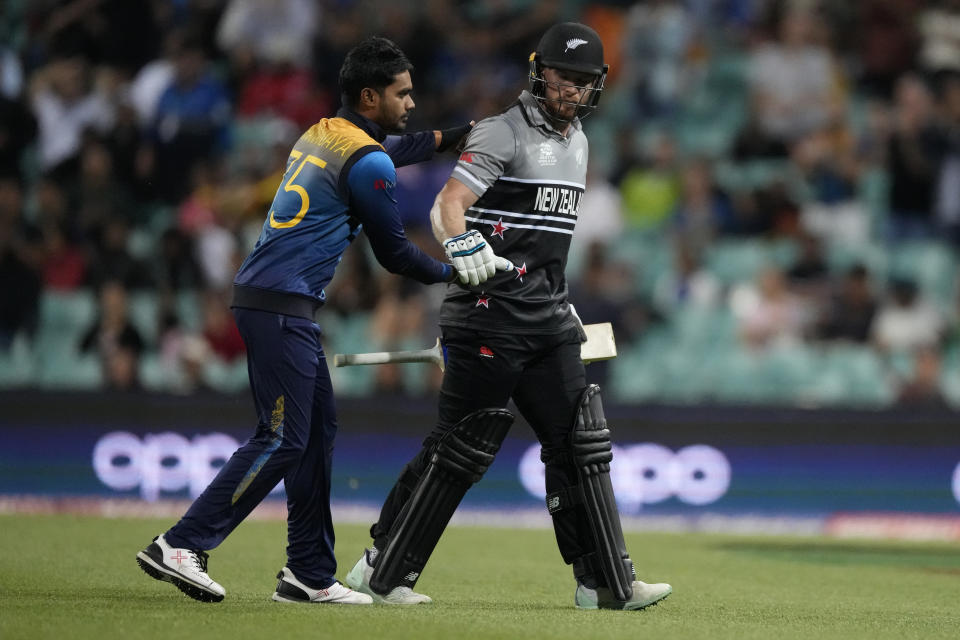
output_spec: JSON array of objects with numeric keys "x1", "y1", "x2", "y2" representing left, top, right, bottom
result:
[{"x1": 33, "y1": 291, "x2": 102, "y2": 390}]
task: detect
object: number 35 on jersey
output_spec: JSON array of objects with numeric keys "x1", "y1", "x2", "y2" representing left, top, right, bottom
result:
[{"x1": 269, "y1": 150, "x2": 328, "y2": 229}]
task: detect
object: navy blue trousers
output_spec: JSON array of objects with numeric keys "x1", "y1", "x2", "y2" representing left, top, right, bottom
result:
[{"x1": 165, "y1": 308, "x2": 338, "y2": 589}]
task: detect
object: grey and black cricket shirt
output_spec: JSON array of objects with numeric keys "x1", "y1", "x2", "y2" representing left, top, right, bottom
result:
[{"x1": 438, "y1": 90, "x2": 587, "y2": 335}]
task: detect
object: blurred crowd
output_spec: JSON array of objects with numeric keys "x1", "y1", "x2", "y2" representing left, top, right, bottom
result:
[{"x1": 1, "y1": 0, "x2": 960, "y2": 408}]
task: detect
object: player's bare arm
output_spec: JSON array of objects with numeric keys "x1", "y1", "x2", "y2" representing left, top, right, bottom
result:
[
  {"x1": 431, "y1": 177, "x2": 513, "y2": 286},
  {"x1": 430, "y1": 177, "x2": 478, "y2": 242}
]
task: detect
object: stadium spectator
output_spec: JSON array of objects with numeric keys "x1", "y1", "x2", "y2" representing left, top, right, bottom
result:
[
  {"x1": 746, "y1": 6, "x2": 840, "y2": 146},
  {"x1": 620, "y1": 0, "x2": 698, "y2": 120},
  {"x1": 216, "y1": 0, "x2": 319, "y2": 73},
  {"x1": 792, "y1": 108, "x2": 868, "y2": 243},
  {"x1": 369, "y1": 274, "x2": 430, "y2": 353},
  {"x1": 856, "y1": 0, "x2": 921, "y2": 99},
  {"x1": 732, "y1": 118, "x2": 789, "y2": 161},
  {"x1": 0, "y1": 46, "x2": 24, "y2": 100},
  {"x1": 792, "y1": 121, "x2": 859, "y2": 207},
  {"x1": 176, "y1": 160, "x2": 241, "y2": 290},
  {"x1": 153, "y1": 227, "x2": 204, "y2": 293},
  {"x1": 934, "y1": 74, "x2": 960, "y2": 241},
  {"x1": 80, "y1": 279, "x2": 145, "y2": 390},
  {"x1": 85, "y1": 218, "x2": 153, "y2": 290},
  {"x1": 394, "y1": 161, "x2": 457, "y2": 230},
  {"x1": 28, "y1": 56, "x2": 115, "y2": 177},
  {"x1": 103, "y1": 100, "x2": 156, "y2": 203},
  {"x1": 200, "y1": 290, "x2": 245, "y2": 363},
  {"x1": 732, "y1": 265, "x2": 809, "y2": 349},
  {"x1": 234, "y1": 51, "x2": 331, "y2": 131},
  {"x1": 39, "y1": 219, "x2": 86, "y2": 291},
  {"x1": 917, "y1": 0, "x2": 960, "y2": 83},
  {"x1": 101, "y1": 340, "x2": 142, "y2": 391},
  {"x1": 32, "y1": 177, "x2": 74, "y2": 241},
  {"x1": 817, "y1": 263, "x2": 878, "y2": 343},
  {"x1": 896, "y1": 346, "x2": 948, "y2": 408},
  {"x1": 619, "y1": 132, "x2": 681, "y2": 231},
  {"x1": 652, "y1": 241, "x2": 720, "y2": 316},
  {"x1": 310, "y1": 4, "x2": 366, "y2": 93},
  {"x1": 856, "y1": 98, "x2": 892, "y2": 167},
  {"x1": 609, "y1": 126, "x2": 644, "y2": 187},
  {"x1": 871, "y1": 277, "x2": 944, "y2": 353},
  {"x1": 25, "y1": 0, "x2": 162, "y2": 75},
  {"x1": 128, "y1": 30, "x2": 177, "y2": 127},
  {"x1": 671, "y1": 159, "x2": 737, "y2": 252},
  {"x1": 739, "y1": 181, "x2": 802, "y2": 237},
  {"x1": 323, "y1": 239, "x2": 381, "y2": 317},
  {"x1": 569, "y1": 169, "x2": 625, "y2": 256},
  {"x1": 0, "y1": 92, "x2": 37, "y2": 181},
  {"x1": 886, "y1": 74, "x2": 942, "y2": 239},
  {"x1": 147, "y1": 34, "x2": 231, "y2": 203},
  {"x1": 156, "y1": 312, "x2": 214, "y2": 395},
  {"x1": 178, "y1": 333, "x2": 217, "y2": 394},
  {"x1": 569, "y1": 241, "x2": 655, "y2": 347},
  {"x1": 0, "y1": 177, "x2": 41, "y2": 349},
  {"x1": 787, "y1": 233, "x2": 829, "y2": 292},
  {"x1": 73, "y1": 137, "x2": 136, "y2": 241}
]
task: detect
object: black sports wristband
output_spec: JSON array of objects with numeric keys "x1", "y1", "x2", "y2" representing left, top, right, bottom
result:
[{"x1": 437, "y1": 124, "x2": 473, "y2": 152}]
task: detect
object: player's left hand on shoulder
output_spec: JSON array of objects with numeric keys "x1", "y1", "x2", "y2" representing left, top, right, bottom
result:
[{"x1": 437, "y1": 121, "x2": 475, "y2": 153}]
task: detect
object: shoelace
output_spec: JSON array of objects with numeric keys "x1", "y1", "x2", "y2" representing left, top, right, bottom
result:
[{"x1": 191, "y1": 549, "x2": 210, "y2": 573}]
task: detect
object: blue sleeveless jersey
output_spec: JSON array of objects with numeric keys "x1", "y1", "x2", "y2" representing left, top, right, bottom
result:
[{"x1": 235, "y1": 116, "x2": 450, "y2": 303}]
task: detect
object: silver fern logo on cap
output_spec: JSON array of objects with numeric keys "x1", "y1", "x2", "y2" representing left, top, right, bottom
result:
[{"x1": 564, "y1": 38, "x2": 588, "y2": 52}]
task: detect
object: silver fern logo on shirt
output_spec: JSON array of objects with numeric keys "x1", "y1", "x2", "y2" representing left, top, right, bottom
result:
[{"x1": 565, "y1": 38, "x2": 588, "y2": 52}]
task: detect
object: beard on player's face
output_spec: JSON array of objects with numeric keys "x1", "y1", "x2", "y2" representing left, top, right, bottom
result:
[
  {"x1": 375, "y1": 71, "x2": 414, "y2": 134},
  {"x1": 539, "y1": 67, "x2": 595, "y2": 123},
  {"x1": 381, "y1": 109, "x2": 408, "y2": 133},
  {"x1": 544, "y1": 95, "x2": 577, "y2": 119}
]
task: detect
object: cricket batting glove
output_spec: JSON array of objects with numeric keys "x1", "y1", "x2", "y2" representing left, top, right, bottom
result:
[
  {"x1": 444, "y1": 229, "x2": 514, "y2": 286},
  {"x1": 569, "y1": 303, "x2": 588, "y2": 343}
]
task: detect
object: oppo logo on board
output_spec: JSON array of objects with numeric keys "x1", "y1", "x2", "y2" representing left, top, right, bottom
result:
[
  {"x1": 519, "y1": 443, "x2": 732, "y2": 512},
  {"x1": 92, "y1": 431, "x2": 283, "y2": 501}
]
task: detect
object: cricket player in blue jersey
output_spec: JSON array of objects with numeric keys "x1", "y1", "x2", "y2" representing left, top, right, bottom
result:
[{"x1": 136, "y1": 36, "x2": 511, "y2": 605}]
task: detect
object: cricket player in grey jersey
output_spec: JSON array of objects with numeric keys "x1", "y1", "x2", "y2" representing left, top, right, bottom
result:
[{"x1": 346, "y1": 22, "x2": 672, "y2": 610}]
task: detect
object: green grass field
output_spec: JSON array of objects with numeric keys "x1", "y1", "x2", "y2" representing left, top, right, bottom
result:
[{"x1": 2, "y1": 514, "x2": 959, "y2": 640}]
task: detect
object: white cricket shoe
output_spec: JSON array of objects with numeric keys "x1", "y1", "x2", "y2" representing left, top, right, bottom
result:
[
  {"x1": 575, "y1": 579, "x2": 672, "y2": 611},
  {"x1": 136, "y1": 534, "x2": 226, "y2": 603},
  {"x1": 271, "y1": 567, "x2": 372, "y2": 604},
  {"x1": 344, "y1": 549, "x2": 433, "y2": 605}
]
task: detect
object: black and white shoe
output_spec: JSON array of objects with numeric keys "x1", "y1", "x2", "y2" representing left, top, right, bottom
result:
[
  {"x1": 272, "y1": 567, "x2": 372, "y2": 604},
  {"x1": 136, "y1": 534, "x2": 226, "y2": 603}
]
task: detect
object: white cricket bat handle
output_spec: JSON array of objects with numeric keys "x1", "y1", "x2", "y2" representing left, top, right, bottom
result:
[{"x1": 333, "y1": 349, "x2": 435, "y2": 367}]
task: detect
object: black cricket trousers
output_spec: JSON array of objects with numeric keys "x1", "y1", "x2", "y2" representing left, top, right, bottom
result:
[{"x1": 372, "y1": 324, "x2": 595, "y2": 563}]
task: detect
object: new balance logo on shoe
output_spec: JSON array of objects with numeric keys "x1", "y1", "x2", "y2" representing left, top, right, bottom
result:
[{"x1": 345, "y1": 551, "x2": 432, "y2": 605}]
